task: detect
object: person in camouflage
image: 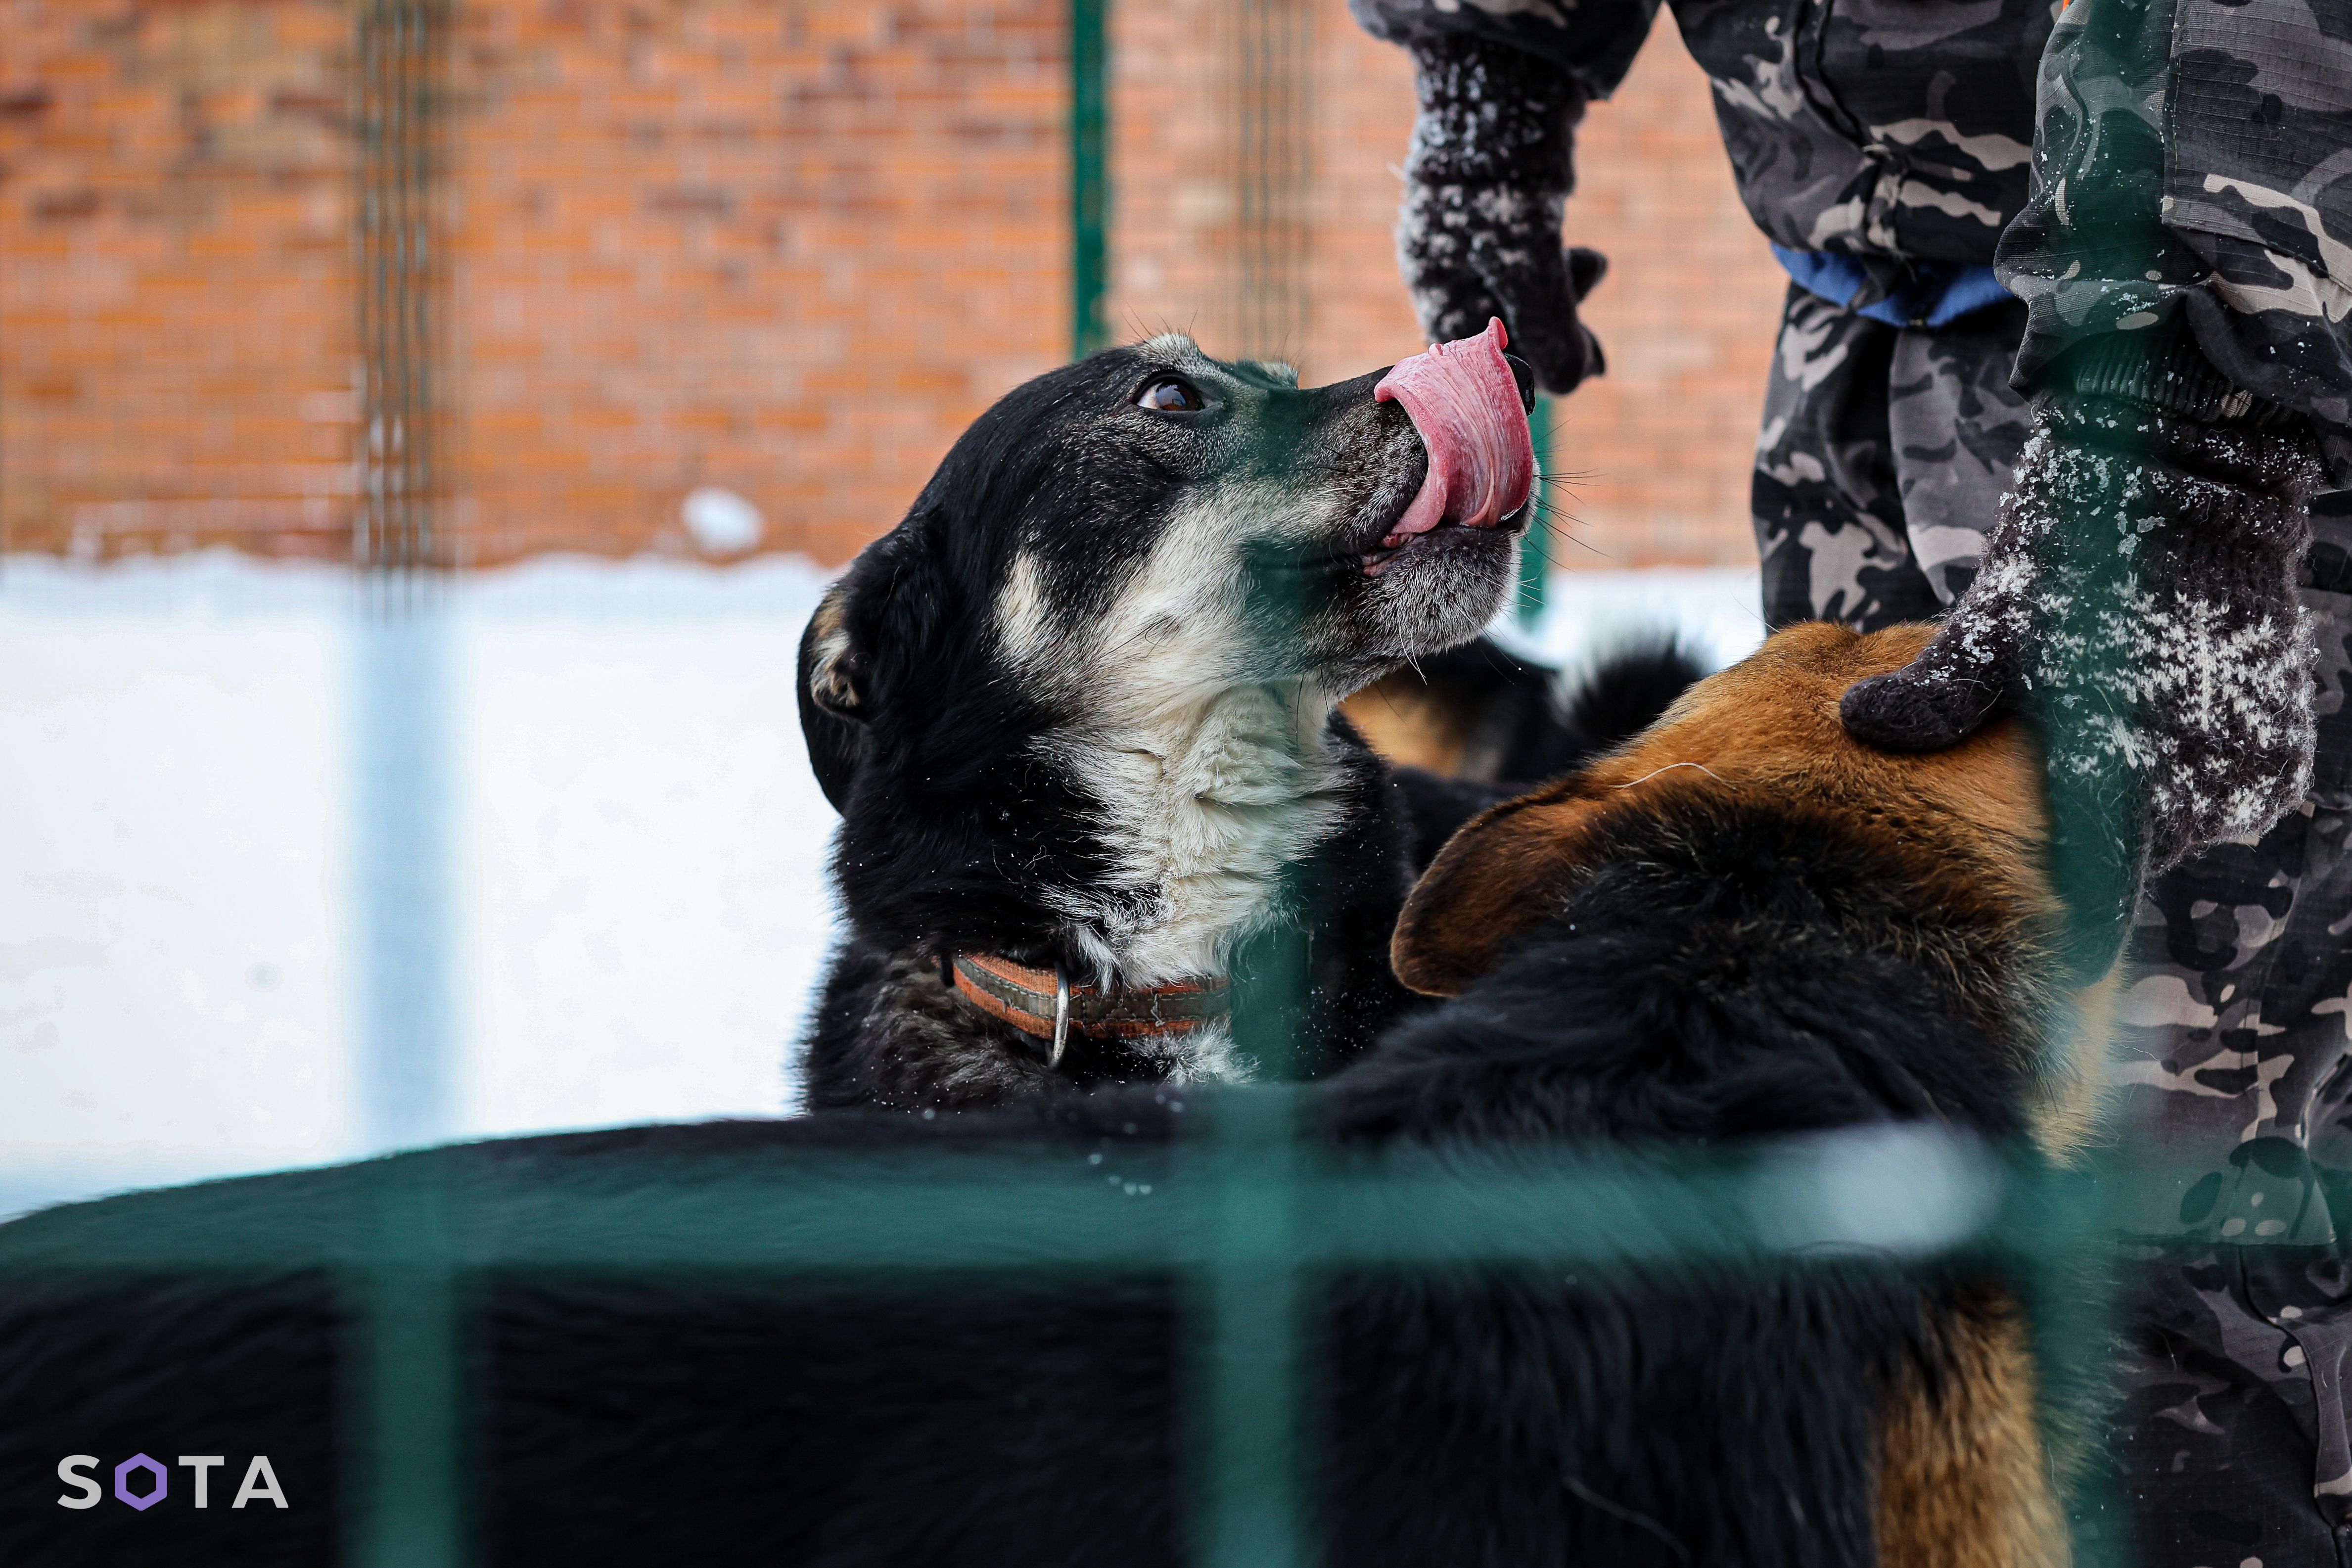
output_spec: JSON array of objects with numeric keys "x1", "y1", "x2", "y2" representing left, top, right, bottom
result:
[{"x1": 1350, "y1": 0, "x2": 2352, "y2": 1560}]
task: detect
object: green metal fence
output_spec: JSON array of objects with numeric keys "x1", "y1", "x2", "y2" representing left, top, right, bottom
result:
[{"x1": 6, "y1": 1107, "x2": 2165, "y2": 1566}]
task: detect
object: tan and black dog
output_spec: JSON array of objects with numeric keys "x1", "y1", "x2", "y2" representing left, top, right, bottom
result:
[
  {"x1": 1385, "y1": 618, "x2": 2110, "y2": 1568},
  {"x1": 0, "y1": 622, "x2": 2105, "y2": 1567}
]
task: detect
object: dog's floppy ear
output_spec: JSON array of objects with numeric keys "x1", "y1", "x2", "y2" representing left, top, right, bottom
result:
[
  {"x1": 1390, "y1": 784, "x2": 1616, "y2": 996},
  {"x1": 798, "y1": 580, "x2": 869, "y2": 813}
]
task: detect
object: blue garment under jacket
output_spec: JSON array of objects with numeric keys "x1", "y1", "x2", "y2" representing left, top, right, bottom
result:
[{"x1": 1770, "y1": 244, "x2": 2013, "y2": 330}]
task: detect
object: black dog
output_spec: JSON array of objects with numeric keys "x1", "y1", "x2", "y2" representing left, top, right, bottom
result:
[
  {"x1": 0, "y1": 625, "x2": 2098, "y2": 1568},
  {"x1": 795, "y1": 323, "x2": 1678, "y2": 1111},
  {"x1": 1342, "y1": 628, "x2": 1708, "y2": 854}
]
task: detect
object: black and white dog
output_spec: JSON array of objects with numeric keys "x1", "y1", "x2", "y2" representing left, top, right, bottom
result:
[{"x1": 797, "y1": 323, "x2": 1607, "y2": 1110}]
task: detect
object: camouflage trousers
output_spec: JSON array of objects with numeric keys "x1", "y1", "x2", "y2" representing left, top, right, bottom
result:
[{"x1": 1753, "y1": 279, "x2": 2352, "y2": 1565}]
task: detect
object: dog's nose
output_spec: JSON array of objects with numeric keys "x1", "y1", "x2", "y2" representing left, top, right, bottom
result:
[{"x1": 1502, "y1": 352, "x2": 1536, "y2": 414}]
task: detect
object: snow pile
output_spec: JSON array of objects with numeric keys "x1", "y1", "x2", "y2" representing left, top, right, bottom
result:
[
  {"x1": 0, "y1": 552, "x2": 840, "y2": 1219},
  {"x1": 0, "y1": 551, "x2": 1757, "y2": 1219}
]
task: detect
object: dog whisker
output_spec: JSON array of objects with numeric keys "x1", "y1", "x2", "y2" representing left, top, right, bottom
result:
[
  {"x1": 1562, "y1": 1477, "x2": 1693, "y2": 1565},
  {"x1": 1614, "y1": 761, "x2": 1724, "y2": 788}
]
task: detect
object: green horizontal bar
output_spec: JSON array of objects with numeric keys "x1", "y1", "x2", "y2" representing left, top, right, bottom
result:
[{"x1": 0, "y1": 1126, "x2": 2140, "y2": 1278}]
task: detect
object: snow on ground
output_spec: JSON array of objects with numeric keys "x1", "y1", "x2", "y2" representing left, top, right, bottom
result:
[
  {"x1": 1499, "y1": 565, "x2": 1767, "y2": 675},
  {"x1": 0, "y1": 551, "x2": 1759, "y2": 1218}
]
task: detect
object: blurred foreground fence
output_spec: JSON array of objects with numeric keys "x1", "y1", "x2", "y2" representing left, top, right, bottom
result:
[{"x1": 1, "y1": 1105, "x2": 2197, "y2": 1566}]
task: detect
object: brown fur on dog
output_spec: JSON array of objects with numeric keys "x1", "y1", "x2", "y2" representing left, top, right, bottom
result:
[
  {"x1": 1392, "y1": 622, "x2": 2114, "y2": 1153},
  {"x1": 1394, "y1": 623, "x2": 2048, "y2": 992},
  {"x1": 1342, "y1": 670, "x2": 1475, "y2": 774},
  {"x1": 1393, "y1": 622, "x2": 2110, "y2": 1567},
  {"x1": 1877, "y1": 1292, "x2": 2070, "y2": 1568}
]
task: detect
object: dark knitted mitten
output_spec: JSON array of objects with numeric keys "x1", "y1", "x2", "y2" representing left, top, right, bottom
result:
[
  {"x1": 1842, "y1": 390, "x2": 2320, "y2": 969},
  {"x1": 1842, "y1": 397, "x2": 2320, "y2": 869},
  {"x1": 1401, "y1": 34, "x2": 1606, "y2": 395}
]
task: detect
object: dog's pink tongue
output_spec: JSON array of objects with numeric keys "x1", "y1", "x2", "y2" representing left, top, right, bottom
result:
[{"x1": 1373, "y1": 318, "x2": 1536, "y2": 543}]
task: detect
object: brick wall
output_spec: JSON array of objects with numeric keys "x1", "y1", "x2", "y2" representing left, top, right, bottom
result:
[
  {"x1": 1558, "y1": 18, "x2": 1786, "y2": 572},
  {"x1": 444, "y1": 0, "x2": 1067, "y2": 565},
  {"x1": 1, "y1": 0, "x2": 1784, "y2": 571},
  {"x1": 1, "y1": 0, "x2": 358, "y2": 560}
]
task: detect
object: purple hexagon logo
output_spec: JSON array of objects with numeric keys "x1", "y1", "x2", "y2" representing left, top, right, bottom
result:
[{"x1": 113, "y1": 1453, "x2": 167, "y2": 1511}]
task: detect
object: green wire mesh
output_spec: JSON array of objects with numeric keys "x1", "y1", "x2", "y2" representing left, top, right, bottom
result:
[
  {"x1": 0, "y1": 1120, "x2": 2161, "y2": 1565},
  {"x1": 356, "y1": 0, "x2": 447, "y2": 582}
]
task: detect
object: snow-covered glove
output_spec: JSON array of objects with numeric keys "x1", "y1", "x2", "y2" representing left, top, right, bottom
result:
[
  {"x1": 1400, "y1": 34, "x2": 1606, "y2": 397},
  {"x1": 1841, "y1": 369, "x2": 2322, "y2": 968}
]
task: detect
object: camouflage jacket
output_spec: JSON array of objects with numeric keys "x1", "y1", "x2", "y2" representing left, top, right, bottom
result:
[
  {"x1": 1349, "y1": 0, "x2": 2352, "y2": 434},
  {"x1": 2000, "y1": 0, "x2": 2352, "y2": 436}
]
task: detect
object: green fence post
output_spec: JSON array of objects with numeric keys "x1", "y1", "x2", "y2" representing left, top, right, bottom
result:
[
  {"x1": 1197, "y1": 1087, "x2": 1306, "y2": 1568},
  {"x1": 2028, "y1": 1157, "x2": 2131, "y2": 1568},
  {"x1": 348, "y1": 1156, "x2": 465, "y2": 1568},
  {"x1": 1070, "y1": 0, "x2": 1109, "y2": 361},
  {"x1": 1517, "y1": 393, "x2": 1552, "y2": 630},
  {"x1": 351, "y1": 0, "x2": 464, "y2": 1559},
  {"x1": 1193, "y1": 876, "x2": 1318, "y2": 1566}
]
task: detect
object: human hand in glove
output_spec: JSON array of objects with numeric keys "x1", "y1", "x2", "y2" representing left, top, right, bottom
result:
[
  {"x1": 1840, "y1": 390, "x2": 2322, "y2": 967},
  {"x1": 1401, "y1": 34, "x2": 1607, "y2": 396}
]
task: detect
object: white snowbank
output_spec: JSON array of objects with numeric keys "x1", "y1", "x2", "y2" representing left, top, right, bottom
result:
[
  {"x1": 0, "y1": 551, "x2": 1758, "y2": 1218},
  {"x1": 1501, "y1": 565, "x2": 1766, "y2": 676}
]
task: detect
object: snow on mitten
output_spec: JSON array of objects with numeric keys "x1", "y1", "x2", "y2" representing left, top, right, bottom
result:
[
  {"x1": 1841, "y1": 396, "x2": 2321, "y2": 969},
  {"x1": 1400, "y1": 34, "x2": 1606, "y2": 396}
]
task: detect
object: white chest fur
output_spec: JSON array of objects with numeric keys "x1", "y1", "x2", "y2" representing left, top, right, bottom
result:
[
  {"x1": 1048, "y1": 680, "x2": 1350, "y2": 987},
  {"x1": 996, "y1": 513, "x2": 1355, "y2": 991}
]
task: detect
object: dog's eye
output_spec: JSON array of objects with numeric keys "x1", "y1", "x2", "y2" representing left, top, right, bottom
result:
[{"x1": 1134, "y1": 377, "x2": 1203, "y2": 413}]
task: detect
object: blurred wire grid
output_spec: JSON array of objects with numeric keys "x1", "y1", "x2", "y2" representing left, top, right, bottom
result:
[
  {"x1": 354, "y1": 9, "x2": 462, "y2": 1563},
  {"x1": 1224, "y1": 0, "x2": 1315, "y2": 365},
  {"x1": 357, "y1": 0, "x2": 448, "y2": 586},
  {"x1": 352, "y1": 0, "x2": 457, "y2": 1162},
  {"x1": 1, "y1": 1117, "x2": 2156, "y2": 1563}
]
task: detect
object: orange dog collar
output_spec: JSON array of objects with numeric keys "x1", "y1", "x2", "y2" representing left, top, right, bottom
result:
[{"x1": 949, "y1": 952, "x2": 1230, "y2": 1068}]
